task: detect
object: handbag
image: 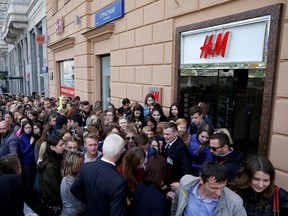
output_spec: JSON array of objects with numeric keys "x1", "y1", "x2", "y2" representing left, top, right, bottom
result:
[{"x1": 273, "y1": 186, "x2": 281, "y2": 216}]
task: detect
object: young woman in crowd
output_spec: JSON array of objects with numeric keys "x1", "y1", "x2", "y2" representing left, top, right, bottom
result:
[
  {"x1": 117, "y1": 147, "x2": 146, "y2": 215},
  {"x1": 2, "y1": 110, "x2": 15, "y2": 129},
  {"x1": 124, "y1": 125, "x2": 138, "y2": 150},
  {"x1": 60, "y1": 152, "x2": 86, "y2": 216},
  {"x1": 231, "y1": 155, "x2": 288, "y2": 216},
  {"x1": 103, "y1": 108, "x2": 117, "y2": 125},
  {"x1": 151, "y1": 106, "x2": 166, "y2": 124},
  {"x1": 65, "y1": 136, "x2": 81, "y2": 153},
  {"x1": 156, "y1": 121, "x2": 166, "y2": 137},
  {"x1": 118, "y1": 116, "x2": 129, "y2": 131},
  {"x1": 37, "y1": 134, "x2": 65, "y2": 216},
  {"x1": 143, "y1": 93, "x2": 155, "y2": 117},
  {"x1": 150, "y1": 138, "x2": 161, "y2": 153},
  {"x1": 27, "y1": 109, "x2": 39, "y2": 124},
  {"x1": 133, "y1": 155, "x2": 172, "y2": 216},
  {"x1": 37, "y1": 107, "x2": 48, "y2": 124},
  {"x1": 34, "y1": 124, "x2": 53, "y2": 164},
  {"x1": 189, "y1": 123, "x2": 214, "y2": 176},
  {"x1": 33, "y1": 122, "x2": 43, "y2": 143},
  {"x1": 142, "y1": 126, "x2": 155, "y2": 143},
  {"x1": 167, "y1": 103, "x2": 182, "y2": 122},
  {"x1": 15, "y1": 116, "x2": 32, "y2": 137},
  {"x1": 142, "y1": 115, "x2": 157, "y2": 133},
  {"x1": 175, "y1": 118, "x2": 190, "y2": 148},
  {"x1": 19, "y1": 121, "x2": 36, "y2": 201},
  {"x1": 128, "y1": 103, "x2": 144, "y2": 130}
]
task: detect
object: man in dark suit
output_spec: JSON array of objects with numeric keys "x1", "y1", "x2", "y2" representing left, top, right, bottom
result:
[
  {"x1": 163, "y1": 122, "x2": 192, "y2": 182},
  {"x1": 71, "y1": 134, "x2": 127, "y2": 216}
]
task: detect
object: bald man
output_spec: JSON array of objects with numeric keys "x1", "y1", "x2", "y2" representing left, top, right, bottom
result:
[{"x1": 0, "y1": 120, "x2": 19, "y2": 158}]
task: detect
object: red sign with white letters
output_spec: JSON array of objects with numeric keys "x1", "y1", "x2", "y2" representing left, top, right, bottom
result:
[
  {"x1": 60, "y1": 86, "x2": 75, "y2": 97},
  {"x1": 200, "y1": 31, "x2": 230, "y2": 59}
]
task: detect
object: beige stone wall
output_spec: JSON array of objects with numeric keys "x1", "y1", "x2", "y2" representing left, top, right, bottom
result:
[
  {"x1": 46, "y1": 0, "x2": 288, "y2": 189},
  {"x1": 270, "y1": 2, "x2": 288, "y2": 191}
]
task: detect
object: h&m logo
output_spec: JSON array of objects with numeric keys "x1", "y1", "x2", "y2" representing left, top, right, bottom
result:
[{"x1": 200, "y1": 31, "x2": 230, "y2": 59}]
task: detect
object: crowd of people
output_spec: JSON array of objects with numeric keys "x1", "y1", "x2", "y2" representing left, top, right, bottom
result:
[{"x1": 0, "y1": 92, "x2": 287, "y2": 216}]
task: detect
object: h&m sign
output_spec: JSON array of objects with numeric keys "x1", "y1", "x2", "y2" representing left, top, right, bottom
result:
[{"x1": 148, "y1": 86, "x2": 162, "y2": 104}]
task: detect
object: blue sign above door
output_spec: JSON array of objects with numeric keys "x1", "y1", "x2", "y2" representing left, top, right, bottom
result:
[{"x1": 95, "y1": 0, "x2": 125, "y2": 27}]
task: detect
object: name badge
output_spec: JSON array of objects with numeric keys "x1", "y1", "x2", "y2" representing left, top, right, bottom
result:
[{"x1": 167, "y1": 157, "x2": 173, "y2": 165}]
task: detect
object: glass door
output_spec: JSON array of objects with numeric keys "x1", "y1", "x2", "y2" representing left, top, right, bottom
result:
[
  {"x1": 179, "y1": 68, "x2": 265, "y2": 156},
  {"x1": 101, "y1": 56, "x2": 111, "y2": 109}
]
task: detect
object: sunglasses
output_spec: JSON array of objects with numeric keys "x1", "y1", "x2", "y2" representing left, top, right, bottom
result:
[
  {"x1": 126, "y1": 136, "x2": 134, "y2": 141},
  {"x1": 209, "y1": 145, "x2": 224, "y2": 151}
]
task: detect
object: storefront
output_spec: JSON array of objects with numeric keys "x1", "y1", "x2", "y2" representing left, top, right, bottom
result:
[{"x1": 175, "y1": 5, "x2": 282, "y2": 158}]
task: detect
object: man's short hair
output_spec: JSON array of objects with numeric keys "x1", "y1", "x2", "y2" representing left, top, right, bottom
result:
[
  {"x1": 54, "y1": 115, "x2": 68, "y2": 129},
  {"x1": 163, "y1": 121, "x2": 178, "y2": 132},
  {"x1": 209, "y1": 132, "x2": 230, "y2": 147},
  {"x1": 122, "y1": 98, "x2": 130, "y2": 105},
  {"x1": 189, "y1": 105, "x2": 203, "y2": 116},
  {"x1": 102, "y1": 134, "x2": 124, "y2": 158},
  {"x1": 71, "y1": 114, "x2": 83, "y2": 127},
  {"x1": 200, "y1": 161, "x2": 228, "y2": 183},
  {"x1": 80, "y1": 100, "x2": 89, "y2": 106},
  {"x1": 44, "y1": 97, "x2": 51, "y2": 102},
  {"x1": 83, "y1": 132, "x2": 99, "y2": 143},
  {"x1": 73, "y1": 96, "x2": 80, "y2": 102},
  {"x1": 134, "y1": 131, "x2": 149, "y2": 146}
]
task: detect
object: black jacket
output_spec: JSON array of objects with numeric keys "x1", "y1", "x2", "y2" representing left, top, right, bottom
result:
[
  {"x1": 214, "y1": 147, "x2": 243, "y2": 181},
  {"x1": 0, "y1": 174, "x2": 24, "y2": 216},
  {"x1": 164, "y1": 137, "x2": 192, "y2": 182},
  {"x1": 238, "y1": 187, "x2": 288, "y2": 216},
  {"x1": 38, "y1": 151, "x2": 63, "y2": 206},
  {"x1": 133, "y1": 182, "x2": 169, "y2": 216}
]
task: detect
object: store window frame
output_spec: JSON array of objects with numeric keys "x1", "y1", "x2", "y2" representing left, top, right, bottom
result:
[
  {"x1": 59, "y1": 59, "x2": 75, "y2": 97},
  {"x1": 174, "y1": 4, "x2": 283, "y2": 157}
]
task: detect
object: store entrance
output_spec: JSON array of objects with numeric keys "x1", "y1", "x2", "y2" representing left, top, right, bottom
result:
[{"x1": 179, "y1": 69, "x2": 265, "y2": 157}]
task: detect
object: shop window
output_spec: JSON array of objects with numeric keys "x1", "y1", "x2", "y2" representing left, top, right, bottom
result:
[
  {"x1": 101, "y1": 56, "x2": 110, "y2": 109},
  {"x1": 59, "y1": 60, "x2": 75, "y2": 97}
]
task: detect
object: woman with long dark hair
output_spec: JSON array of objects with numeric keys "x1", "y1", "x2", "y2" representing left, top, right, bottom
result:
[
  {"x1": 117, "y1": 147, "x2": 145, "y2": 215},
  {"x1": 128, "y1": 103, "x2": 144, "y2": 130},
  {"x1": 167, "y1": 103, "x2": 182, "y2": 122},
  {"x1": 133, "y1": 155, "x2": 172, "y2": 216},
  {"x1": 37, "y1": 134, "x2": 65, "y2": 216},
  {"x1": 189, "y1": 123, "x2": 214, "y2": 176},
  {"x1": 143, "y1": 93, "x2": 155, "y2": 117},
  {"x1": 19, "y1": 121, "x2": 36, "y2": 205},
  {"x1": 231, "y1": 156, "x2": 288, "y2": 216}
]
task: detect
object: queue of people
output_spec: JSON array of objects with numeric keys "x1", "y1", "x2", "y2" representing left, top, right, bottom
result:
[{"x1": 0, "y1": 92, "x2": 287, "y2": 216}]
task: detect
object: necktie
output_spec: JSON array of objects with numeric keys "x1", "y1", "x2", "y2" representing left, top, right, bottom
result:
[{"x1": 165, "y1": 143, "x2": 170, "y2": 151}]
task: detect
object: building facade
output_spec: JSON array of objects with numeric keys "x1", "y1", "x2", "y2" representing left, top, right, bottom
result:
[
  {"x1": 0, "y1": 0, "x2": 48, "y2": 96},
  {"x1": 45, "y1": 0, "x2": 288, "y2": 190}
]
